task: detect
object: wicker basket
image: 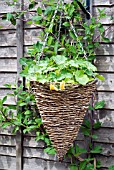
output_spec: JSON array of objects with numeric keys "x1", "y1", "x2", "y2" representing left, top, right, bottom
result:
[{"x1": 30, "y1": 81, "x2": 96, "y2": 160}]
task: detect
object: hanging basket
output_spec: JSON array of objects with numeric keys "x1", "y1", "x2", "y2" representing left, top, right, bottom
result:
[{"x1": 30, "y1": 81, "x2": 96, "y2": 160}]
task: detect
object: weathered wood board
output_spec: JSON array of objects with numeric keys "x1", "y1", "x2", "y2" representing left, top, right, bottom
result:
[
  {"x1": 97, "y1": 156, "x2": 114, "y2": 168},
  {"x1": 0, "y1": 146, "x2": 16, "y2": 157},
  {"x1": 0, "y1": 30, "x2": 16, "y2": 46},
  {"x1": 94, "y1": 128, "x2": 114, "y2": 144},
  {"x1": 0, "y1": 0, "x2": 21, "y2": 13},
  {"x1": 94, "y1": 142, "x2": 114, "y2": 157},
  {"x1": 97, "y1": 73, "x2": 114, "y2": 91},
  {"x1": 95, "y1": 56, "x2": 114, "y2": 72},
  {"x1": 97, "y1": 92, "x2": 114, "y2": 109},
  {"x1": 0, "y1": 126, "x2": 15, "y2": 135},
  {"x1": 95, "y1": 44, "x2": 114, "y2": 55},
  {"x1": 94, "y1": 25, "x2": 114, "y2": 43},
  {"x1": 0, "y1": 29, "x2": 41, "y2": 46},
  {"x1": 0, "y1": 73, "x2": 17, "y2": 87},
  {"x1": 23, "y1": 158, "x2": 69, "y2": 170},
  {"x1": 0, "y1": 89, "x2": 16, "y2": 105},
  {"x1": 24, "y1": 29, "x2": 41, "y2": 45},
  {"x1": 0, "y1": 135, "x2": 16, "y2": 146},
  {"x1": 0, "y1": 156, "x2": 16, "y2": 170},
  {"x1": 93, "y1": 110, "x2": 114, "y2": 128},
  {"x1": 0, "y1": 47, "x2": 17, "y2": 58},
  {"x1": 0, "y1": 19, "x2": 16, "y2": 30},
  {"x1": 0, "y1": 59, "x2": 17, "y2": 72},
  {"x1": 93, "y1": 6, "x2": 114, "y2": 24},
  {"x1": 93, "y1": 0, "x2": 113, "y2": 5},
  {"x1": 1, "y1": 28, "x2": 114, "y2": 47}
]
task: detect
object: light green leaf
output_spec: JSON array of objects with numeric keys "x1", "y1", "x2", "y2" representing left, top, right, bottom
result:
[
  {"x1": 68, "y1": 60, "x2": 79, "y2": 67},
  {"x1": 103, "y1": 37, "x2": 110, "y2": 42},
  {"x1": 44, "y1": 147, "x2": 56, "y2": 155},
  {"x1": 108, "y1": 165, "x2": 114, "y2": 170},
  {"x1": 70, "y1": 31, "x2": 76, "y2": 40},
  {"x1": 68, "y1": 5, "x2": 75, "y2": 16},
  {"x1": 7, "y1": 13, "x2": 13, "y2": 21},
  {"x1": 19, "y1": 102, "x2": 26, "y2": 106},
  {"x1": 93, "y1": 121, "x2": 101, "y2": 129},
  {"x1": 88, "y1": 105, "x2": 94, "y2": 111},
  {"x1": 91, "y1": 134, "x2": 98, "y2": 139},
  {"x1": 4, "y1": 84, "x2": 12, "y2": 89},
  {"x1": 75, "y1": 70, "x2": 89, "y2": 85},
  {"x1": 38, "y1": 78, "x2": 47, "y2": 84},
  {"x1": 69, "y1": 164, "x2": 78, "y2": 170},
  {"x1": 58, "y1": 48, "x2": 66, "y2": 52},
  {"x1": 85, "y1": 61, "x2": 97, "y2": 71},
  {"x1": 52, "y1": 55, "x2": 67, "y2": 64},
  {"x1": 94, "y1": 100, "x2": 105, "y2": 109},
  {"x1": 26, "y1": 21, "x2": 32, "y2": 25},
  {"x1": 79, "y1": 161, "x2": 87, "y2": 170},
  {"x1": 96, "y1": 74, "x2": 105, "y2": 81},
  {"x1": 37, "y1": 7, "x2": 42, "y2": 15},
  {"x1": 75, "y1": 145, "x2": 87, "y2": 157},
  {"x1": 0, "y1": 99, "x2": 3, "y2": 108},
  {"x1": 63, "y1": 22, "x2": 70, "y2": 27},
  {"x1": 54, "y1": 41, "x2": 59, "y2": 54},
  {"x1": 44, "y1": 6, "x2": 53, "y2": 15},
  {"x1": 48, "y1": 36, "x2": 53, "y2": 45},
  {"x1": 90, "y1": 146, "x2": 102, "y2": 154},
  {"x1": 8, "y1": 105, "x2": 16, "y2": 110},
  {"x1": 2, "y1": 96, "x2": 7, "y2": 104},
  {"x1": 2, "y1": 122, "x2": 11, "y2": 128},
  {"x1": 32, "y1": 16, "x2": 42, "y2": 21},
  {"x1": 24, "y1": 110, "x2": 31, "y2": 115}
]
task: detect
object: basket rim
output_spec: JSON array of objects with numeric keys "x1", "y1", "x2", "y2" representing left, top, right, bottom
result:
[{"x1": 30, "y1": 79, "x2": 97, "y2": 88}]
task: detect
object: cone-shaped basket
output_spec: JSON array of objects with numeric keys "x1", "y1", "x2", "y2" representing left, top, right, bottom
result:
[{"x1": 30, "y1": 81, "x2": 96, "y2": 160}]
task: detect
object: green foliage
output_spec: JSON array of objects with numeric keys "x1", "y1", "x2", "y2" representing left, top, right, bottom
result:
[
  {"x1": 108, "y1": 165, "x2": 114, "y2": 170},
  {"x1": 89, "y1": 100, "x2": 105, "y2": 111},
  {"x1": 94, "y1": 100, "x2": 105, "y2": 110},
  {"x1": 90, "y1": 146, "x2": 102, "y2": 154},
  {"x1": 69, "y1": 164, "x2": 78, "y2": 170},
  {"x1": 4, "y1": 0, "x2": 107, "y2": 85},
  {"x1": 1, "y1": 0, "x2": 113, "y2": 169},
  {"x1": 44, "y1": 147, "x2": 56, "y2": 155},
  {"x1": 0, "y1": 84, "x2": 108, "y2": 169},
  {"x1": 6, "y1": 13, "x2": 16, "y2": 25}
]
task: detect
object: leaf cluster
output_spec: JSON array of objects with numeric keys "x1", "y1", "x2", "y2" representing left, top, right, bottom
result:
[{"x1": 3, "y1": 0, "x2": 107, "y2": 85}]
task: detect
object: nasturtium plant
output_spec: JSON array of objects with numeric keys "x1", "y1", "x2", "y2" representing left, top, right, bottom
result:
[{"x1": 16, "y1": 0, "x2": 107, "y2": 86}]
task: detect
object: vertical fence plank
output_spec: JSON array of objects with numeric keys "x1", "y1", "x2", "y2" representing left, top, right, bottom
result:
[{"x1": 16, "y1": 0, "x2": 24, "y2": 170}]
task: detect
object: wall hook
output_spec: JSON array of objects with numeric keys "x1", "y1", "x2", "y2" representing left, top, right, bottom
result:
[{"x1": 76, "y1": 0, "x2": 91, "y2": 20}]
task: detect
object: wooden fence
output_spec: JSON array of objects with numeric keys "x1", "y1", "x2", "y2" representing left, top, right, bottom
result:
[{"x1": 0, "y1": 0, "x2": 114, "y2": 169}]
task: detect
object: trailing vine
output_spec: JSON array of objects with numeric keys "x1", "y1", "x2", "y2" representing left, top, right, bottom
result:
[
  {"x1": 0, "y1": 0, "x2": 113, "y2": 169},
  {"x1": 0, "y1": 83, "x2": 105, "y2": 169}
]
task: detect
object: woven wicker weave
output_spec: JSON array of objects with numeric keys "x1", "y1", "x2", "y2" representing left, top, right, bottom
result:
[{"x1": 30, "y1": 81, "x2": 96, "y2": 160}]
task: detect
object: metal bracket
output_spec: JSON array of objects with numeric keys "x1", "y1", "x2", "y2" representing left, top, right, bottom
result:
[
  {"x1": 76, "y1": 0, "x2": 91, "y2": 20},
  {"x1": 86, "y1": 0, "x2": 90, "y2": 19}
]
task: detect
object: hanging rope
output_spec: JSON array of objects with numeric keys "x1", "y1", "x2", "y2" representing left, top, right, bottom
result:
[
  {"x1": 59, "y1": 0, "x2": 87, "y2": 59},
  {"x1": 69, "y1": 20, "x2": 87, "y2": 59},
  {"x1": 57, "y1": 0, "x2": 64, "y2": 41},
  {"x1": 37, "y1": 0, "x2": 88, "y2": 62},
  {"x1": 37, "y1": 0, "x2": 61, "y2": 63}
]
